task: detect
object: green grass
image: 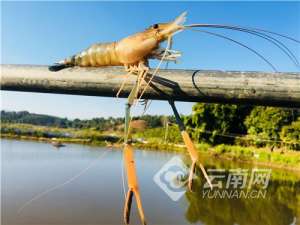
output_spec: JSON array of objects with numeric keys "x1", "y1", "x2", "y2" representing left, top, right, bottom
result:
[{"x1": 209, "y1": 144, "x2": 300, "y2": 170}]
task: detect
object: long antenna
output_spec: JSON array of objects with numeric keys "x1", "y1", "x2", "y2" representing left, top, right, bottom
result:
[
  {"x1": 188, "y1": 28, "x2": 278, "y2": 72},
  {"x1": 249, "y1": 26, "x2": 300, "y2": 44},
  {"x1": 186, "y1": 24, "x2": 300, "y2": 44},
  {"x1": 185, "y1": 24, "x2": 300, "y2": 68}
]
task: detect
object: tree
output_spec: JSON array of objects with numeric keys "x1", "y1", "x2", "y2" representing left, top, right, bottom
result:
[
  {"x1": 184, "y1": 103, "x2": 252, "y2": 145},
  {"x1": 244, "y1": 107, "x2": 294, "y2": 147},
  {"x1": 280, "y1": 118, "x2": 300, "y2": 150}
]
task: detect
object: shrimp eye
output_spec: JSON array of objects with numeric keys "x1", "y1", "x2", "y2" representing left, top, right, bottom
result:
[{"x1": 153, "y1": 24, "x2": 159, "y2": 29}]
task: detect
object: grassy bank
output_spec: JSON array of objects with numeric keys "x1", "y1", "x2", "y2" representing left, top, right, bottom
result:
[
  {"x1": 199, "y1": 144, "x2": 300, "y2": 172},
  {"x1": 1, "y1": 123, "x2": 300, "y2": 172},
  {"x1": 1, "y1": 123, "x2": 119, "y2": 146}
]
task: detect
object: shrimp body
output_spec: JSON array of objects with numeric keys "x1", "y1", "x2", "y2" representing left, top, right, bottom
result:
[
  {"x1": 62, "y1": 34, "x2": 161, "y2": 68},
  {"x1": 49, "y1": 12, "x2": 186, "y2": 72},
  {"x1": 63, "y1": 42, "x2": 122, "y2": 67}
]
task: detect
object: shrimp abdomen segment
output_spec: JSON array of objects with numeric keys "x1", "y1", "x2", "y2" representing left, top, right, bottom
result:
[{"x1": 74, "y1": 42, "x2": 122, "y2": 67}]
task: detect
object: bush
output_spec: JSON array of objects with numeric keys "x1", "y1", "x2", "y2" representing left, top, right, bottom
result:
[
  {"x1": 135, "y1": 126, "x2": 182, "y2": 144},
  {"x1": 280, "y1": 118, "x2": 300, "y2": 150},
  {"x1": 244, "y1": 107, "x2": 295, "y2": 147}
]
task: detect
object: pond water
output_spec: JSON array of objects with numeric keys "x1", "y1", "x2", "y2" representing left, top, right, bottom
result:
[{"x1": 1, "y1": 139, "x2": 299, "y2": 225}]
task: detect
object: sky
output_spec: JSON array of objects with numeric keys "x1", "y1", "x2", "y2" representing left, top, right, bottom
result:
[{"x1": 1, "y1": 1, "x2": 300, "y2": 119}]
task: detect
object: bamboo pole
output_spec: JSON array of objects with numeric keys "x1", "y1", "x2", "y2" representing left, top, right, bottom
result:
[{"x1": 1, "y1": 64, "x2": 299, "y2": 107}]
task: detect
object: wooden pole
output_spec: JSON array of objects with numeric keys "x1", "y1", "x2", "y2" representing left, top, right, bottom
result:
[{"x1": 1, "y1": 64, "x2": 299, "y2": 108}]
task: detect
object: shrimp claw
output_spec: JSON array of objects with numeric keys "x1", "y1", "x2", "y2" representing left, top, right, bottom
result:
[
  {"x1": 123, "y1": 144, "x2": 147, "y2": 225},
  {"x1": 168, "y1": 100, "x2": 213, "y2": 191}
]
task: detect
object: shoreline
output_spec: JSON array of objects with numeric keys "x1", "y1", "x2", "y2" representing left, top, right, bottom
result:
[{"x1": 2, "y1": 134, "x2": 300, "y2": 174}]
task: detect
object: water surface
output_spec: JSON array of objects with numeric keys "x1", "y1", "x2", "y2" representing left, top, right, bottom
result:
[{"x1": 2, "y1": 139, "x2": 299, "y2": 225}]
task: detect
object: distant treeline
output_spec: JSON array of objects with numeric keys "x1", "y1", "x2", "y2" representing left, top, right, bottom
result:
[
  {"x1": 1, "y1": 104, "x2": 300, "y2": 150},
  {"x1": 0, "y1": 110, "x2": 172, "y2": 130}
]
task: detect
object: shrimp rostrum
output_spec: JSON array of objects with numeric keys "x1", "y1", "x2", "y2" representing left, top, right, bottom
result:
[{"x1": 49, "y1": 12, "x2": 299, "y2": 225}]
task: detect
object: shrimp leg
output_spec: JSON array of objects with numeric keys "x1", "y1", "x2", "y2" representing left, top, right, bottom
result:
[
  {"x1": 116, "y1": 70, "x2": 133, "y2": 98},
  {"x1": 117, "y1": 62, "x2": 149, "y2": 101},
  {"x1": 123, "y1": 65, "x2": 147, "y2": 225},
  {"x1": 168, "y1": 100, "x2": 212, "y2": 191}
]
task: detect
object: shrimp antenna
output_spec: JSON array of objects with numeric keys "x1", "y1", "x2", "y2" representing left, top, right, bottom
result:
[
  {"x1": 204, "y1": 26, "x2": 299, "y2": 67},
  {"x1": 141, "y1": 37, "x2": 174, "y2": 115},
  {"x1": 186, "y1": 24, "x2": 300, "y2": 44},
  {"x1": 234, "y1": 27, "x2": 299, "y2": 68},
  {"x1": 188, "y1": 28, "x2": 278, "y2": 72},
  {"x1": 249, "y1": 26, "x2": 300, "y2": 44},
  {"x1": 138, "y1": 36, "x2": 173, "y2": 101},
  {"x1": 185, "y1": 24, "x2": 300, "y2": 68}
]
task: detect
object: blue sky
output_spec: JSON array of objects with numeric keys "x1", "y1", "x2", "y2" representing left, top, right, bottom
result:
[{"x1": 2, "y1": 1, "x2": 300, "y2": 119}]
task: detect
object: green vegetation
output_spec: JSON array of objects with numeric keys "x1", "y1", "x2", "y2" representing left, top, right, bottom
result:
[
  {"x1": 212, "y1": 144, "x2": 300, "y2": 168},
  {"x1": 135, "y1": 126, "x2": 181, "y2": 143},
  {"x1": 1, "y1": 105, "x2": 300, "y2": 171},
  {"x1": 183, "y1": 104, "x2": 299, "y2": 150},
  {"x1": 1, "y1": 110, "x2": 170, "y2": 130},
  {"x1": 1, "y1": 123, "x2": 120, "y2": 146},
  {"x1": 280, "y1": 118, "x2": 300, "y2": 150},
  {"x1": 184, "y1": 104, "x2": 252, "y2": 144},
  {"x1": 244, "y1": 107, "x2": 295, "y2": 147}
]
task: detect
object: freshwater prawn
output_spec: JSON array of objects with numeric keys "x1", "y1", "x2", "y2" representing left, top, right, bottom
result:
[{"x1": 49, "y1": 12, "x2": 300, "y2": 225}]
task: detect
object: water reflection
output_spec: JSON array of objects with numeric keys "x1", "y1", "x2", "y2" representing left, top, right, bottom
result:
[{"x1": 183, "y1": 160, "x2": 300, "y2": 225}]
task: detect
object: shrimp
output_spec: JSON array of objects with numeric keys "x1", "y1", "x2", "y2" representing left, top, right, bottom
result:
[
  {"x1": 49, "y1": 12, "x2": 300, "y2": 225},
  {"x1": 49, "y1": 12, "x2": 185, "y2": 72}
]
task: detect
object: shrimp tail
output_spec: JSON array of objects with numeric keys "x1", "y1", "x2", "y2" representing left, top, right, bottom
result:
[
  {"x1": 48, "y1": 56, "x2": 75, "y2": 71},
  {"x1": 48, "y1": 63, "x2": 72, "y2": 71}
]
